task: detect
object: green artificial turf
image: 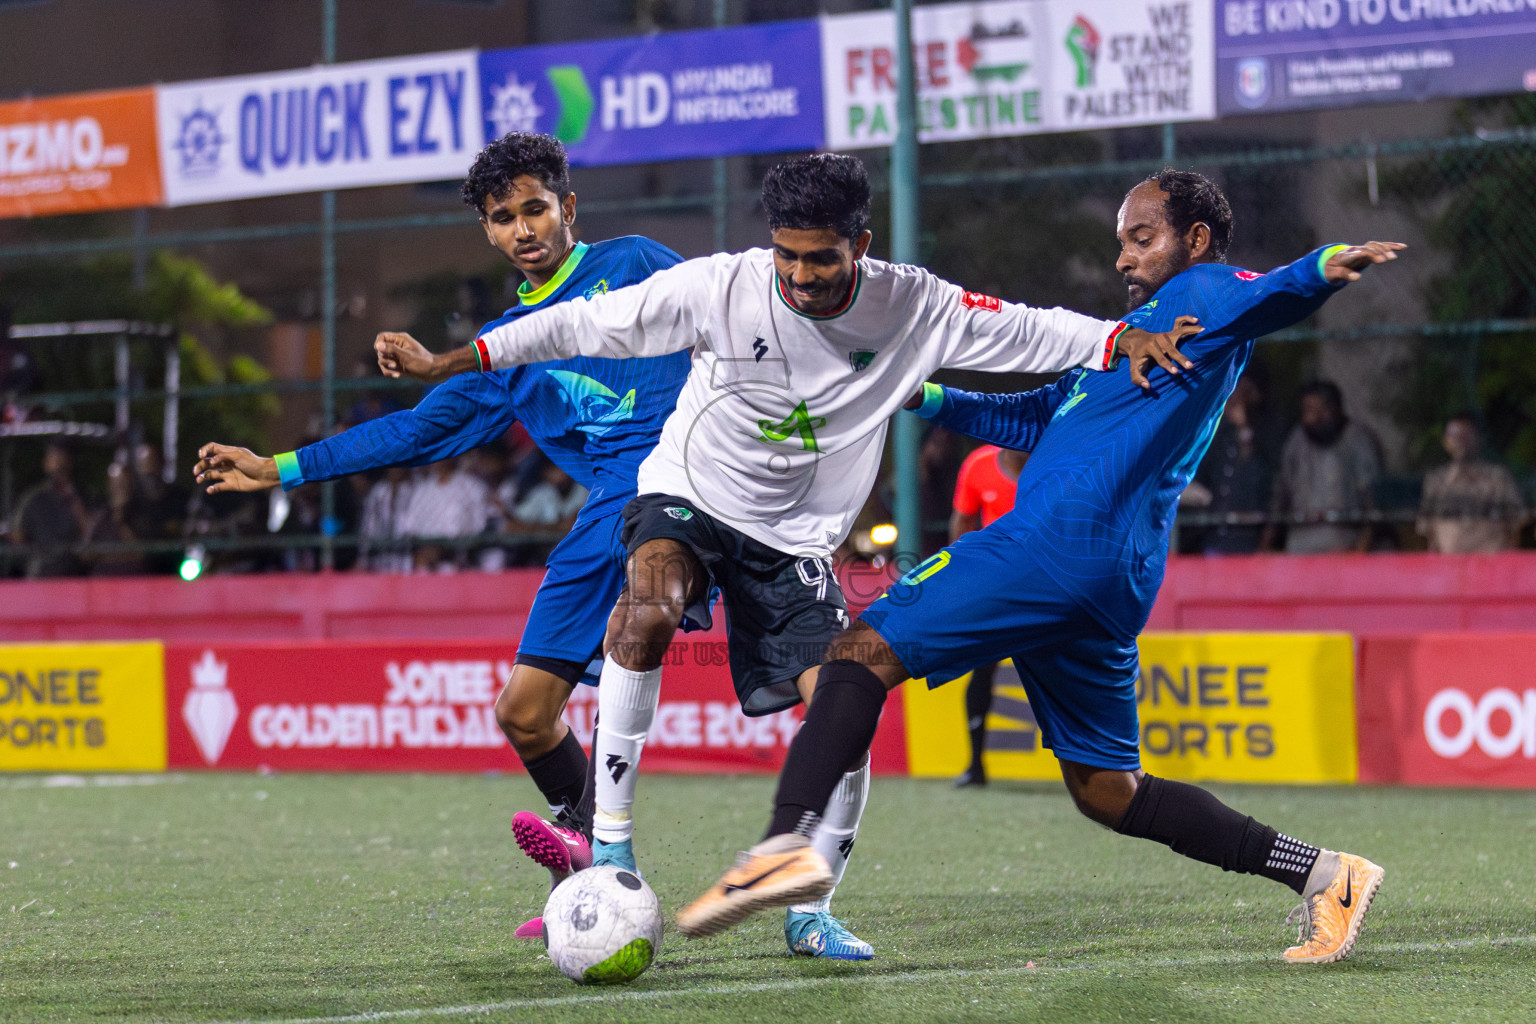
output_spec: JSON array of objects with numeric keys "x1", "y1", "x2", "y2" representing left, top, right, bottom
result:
[{"x1": 2, "y1": 772, "x2": 1532, "y2": 1023}]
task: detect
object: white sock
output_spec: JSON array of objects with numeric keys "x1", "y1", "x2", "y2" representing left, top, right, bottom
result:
[
  {"x1": 591, "y1": 655, "x2": 662, "y2": 845},
  {"x1": 792, "y1": 755, "x2": 871, "y2": 914}
]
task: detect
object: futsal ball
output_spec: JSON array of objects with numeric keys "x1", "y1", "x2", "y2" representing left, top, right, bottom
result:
[{"x1": 542, "y1": 866, "x2": 663, "y2": 984}]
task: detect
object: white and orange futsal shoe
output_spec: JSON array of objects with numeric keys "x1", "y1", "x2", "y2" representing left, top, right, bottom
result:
[
  {"x1": 675, "y1": 834, "x2": 834, "y2": 938},
  {"x1": 1283, "y1": 851, "x2": 1385, "y2": 964}
]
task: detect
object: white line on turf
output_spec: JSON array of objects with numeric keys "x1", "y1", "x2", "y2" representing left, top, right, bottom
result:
[
  {"x1": 0, "y1": 773, "x2": 188, "y2": 790},
  {"x1": 206, "y1": 934, "x2": 1536, "y2": 1024}
]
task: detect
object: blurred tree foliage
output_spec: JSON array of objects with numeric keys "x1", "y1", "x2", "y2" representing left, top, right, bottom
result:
[
  {"x1": 1385, "y1": 94, "x2": 1536, "y2": 471},
  {"x1": 0, "y1": 251, "x2": 277, "y2": 496}
]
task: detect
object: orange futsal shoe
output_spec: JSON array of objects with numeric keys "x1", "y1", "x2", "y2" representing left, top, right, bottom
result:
[
  {"x1": 1283, "y1": 851, "x2": 1385, "y2": 964},
  {"x1": 675, "y1": 834, "x2": 834, "y2": 938}
]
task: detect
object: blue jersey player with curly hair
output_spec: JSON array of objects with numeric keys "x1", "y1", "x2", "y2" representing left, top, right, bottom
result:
[{"x1": 193, "y1": 132, "x2": 690, "y2": 939}]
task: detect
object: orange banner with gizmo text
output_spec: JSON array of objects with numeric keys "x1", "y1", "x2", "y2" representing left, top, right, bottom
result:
[{"x1": 0, "y1": 87, "x2": 163, "y2": 218}]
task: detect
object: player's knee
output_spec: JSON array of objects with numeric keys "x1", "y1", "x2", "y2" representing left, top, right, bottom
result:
[
  {"x1": 1063, "y1": 765, "x2": 1141, "y2": 828},
  {"x1": 604, "y1": 597, "x2": 683, "y2": 671},
  {"x1": 1069, "y1": 788, "x2": 1124, "y2": 828},
  {"x1": 824, "y1": 621, "x2": 878, "y2": 663},
  {"x1": 494, "y1": 685, "x2": 559, "y2": 754}
]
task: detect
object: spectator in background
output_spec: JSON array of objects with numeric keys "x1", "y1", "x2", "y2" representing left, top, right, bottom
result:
[
  {"x1": 399, "y1": 457, "x2": 494, "y2": 571},
  {"x1": 1265, "y1": 380, "x2": 1381, "y2": 554},
  {"x1": 85, "y1": 460, "x2": 148, "y2": 575},
  {"x1": 125, "y1": 443, "x2": 191, "y2": 574},
  {"x1": 949, "y1": 443, "x2": 1028, "y2": 789},
  {"x1": 509, "y1": 458, "x2": 587, "y2": 529},
  {"x1": 359, "y1": 466, "x2": 415, "y2": 572},
  {"x1": 919, "y1": 425, "x2": 962, "y2": 556},
  {"x1": 11, "y1": 441, "x2": 90, "y2": 577},
  {"x1": 1416, "y1": 413, "x2": 1527, "y2": 553},
  {"x1": 1190, "y1": 375, "x2": 1275, "y2": 554}
]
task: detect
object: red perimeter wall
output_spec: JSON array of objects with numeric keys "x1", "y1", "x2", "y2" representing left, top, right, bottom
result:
[{"x1": 3, "y1": 552, "x2": 1534, "y2": 643}]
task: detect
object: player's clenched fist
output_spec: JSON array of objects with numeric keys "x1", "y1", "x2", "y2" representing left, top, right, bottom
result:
[
  {"x1": 194, "y1": 442, "x2": 279, "y2": 493},
  {"x1": 1323, "y1": 241, "x2": 1406, "y2": 284},
  {"x1": 374, "y1": 331, "x2": 438, "y2": 381}
]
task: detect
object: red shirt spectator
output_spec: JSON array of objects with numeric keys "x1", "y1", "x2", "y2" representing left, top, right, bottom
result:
[{"x1": 952, "y1": 444, "x2": 1027, "y2": 533}]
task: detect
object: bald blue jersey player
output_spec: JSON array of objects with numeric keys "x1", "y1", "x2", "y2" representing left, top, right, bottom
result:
[
  {"x1": 681, "y1": 171, "x2": 1401, "y2": 967},
  {"x1": 194, "y1": 133, "x2": 689, "y2": 939}
]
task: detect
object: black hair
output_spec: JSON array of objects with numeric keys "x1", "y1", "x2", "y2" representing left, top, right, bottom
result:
[
  {"x1": 1144, "y1": 168, "x2": 1233, "y2": 262},
  {"x1": 1299, "y1": 379, "x2": 1344, "y2": 413},
  {"x1": 761, "y1": 154, "x2": 871, "y2": 242},
  {"x1": 1446, "y1": 410, "x2": 1479, "y2": 429},
  {"x1": 461, "y1": 132, "x2": 572, "y2": 214}
]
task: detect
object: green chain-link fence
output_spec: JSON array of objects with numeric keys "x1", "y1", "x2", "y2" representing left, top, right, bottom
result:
[{"x1": 3, "y1": 97, "x2": 1534, "y2": 575}]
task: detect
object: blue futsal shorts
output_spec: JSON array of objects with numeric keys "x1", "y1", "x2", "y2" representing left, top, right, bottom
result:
[
  {"x1": 516, "y1": 509, "x2": 630, "y2": 684},
  {"x1": 859, "y1": 525, "x2": 1143, "y2": 771}
]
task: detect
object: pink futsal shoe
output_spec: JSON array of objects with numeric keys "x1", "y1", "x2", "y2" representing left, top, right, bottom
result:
[
  {"x1": 511, "y1": 812, "x2": 593, "y2": 940},
  {"x1": 512, "y1": 811, "x2": 593, "y2": 879}
]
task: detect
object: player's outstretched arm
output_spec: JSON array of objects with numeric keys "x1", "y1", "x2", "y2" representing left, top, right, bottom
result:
[
  {"x1": 197, "y1": 376, "x2": 518, "y2": 493},
  {"x1": 929, "y1": 278, "x2": 1199, "y2": 392},
  {"x1": 194, "y1": 443, "x2": 280, "y2": 493},
  {"x1": 1215, "y1": 242, "x2": 1408, "y2": 345},
  {"x1": 1322, "y1": 241, "x2": 1405, "y2": 283},
  {"x1": 905, "y1": 379, "x2": 1071, "y2": 452},
  {"x1": 378, "y1": 260, "x2": 715, "y2": 383},
  {"x1": 375, "y1": 331, "x2": 475, "y2": 383}
]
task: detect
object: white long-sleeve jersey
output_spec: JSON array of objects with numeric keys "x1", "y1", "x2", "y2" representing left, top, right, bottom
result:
[{"x1": 474, "y1": 248, "x2": 1120, "y2": 556}]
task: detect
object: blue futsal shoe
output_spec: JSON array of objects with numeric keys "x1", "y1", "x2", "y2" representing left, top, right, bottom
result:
[
  {"x1": 785, "y1": 909, "x2": 874, "y2": 960},
  {"x1": 592, "y1": 837, "x2": 638, "y2": 873}
]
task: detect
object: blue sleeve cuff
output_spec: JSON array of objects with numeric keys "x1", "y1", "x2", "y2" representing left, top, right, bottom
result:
[
  {"x1": 274, "y1": 450, "x2": 305, "y2": 490},
  {"x1": 913, "y1": 381, "x2": 946, "y2": 419},
  {"x1": 1316, "y1": 244, "x2": 1348, "y2": 285}
]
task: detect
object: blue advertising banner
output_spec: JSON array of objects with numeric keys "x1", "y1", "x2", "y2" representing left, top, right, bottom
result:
[
  {"x1": 477, "y1": 21, "x2": 824, "y2": 166},
  {"x1": 156, "y1": 51, "x2": 481, "y2": 206},
  {"x1": 1217, "y1": 1, "x2": 1536, "y2": 116}
]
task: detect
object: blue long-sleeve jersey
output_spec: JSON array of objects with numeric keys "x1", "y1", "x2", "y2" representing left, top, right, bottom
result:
[
  {"x1": 275, "y1": 236, "x2": 691, "y2": 521},
  {"x1": 918, "y1": 245, "x2": 1347, "y2": 638}
]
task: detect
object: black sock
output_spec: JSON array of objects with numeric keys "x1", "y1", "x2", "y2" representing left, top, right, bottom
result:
[
  {"x1": 523, "y1": 729, "x2": 589, "y2": 829},
  {"x1": 571, "y1": 723, "x2": 597, "y2": 841},
  {"x1": 964, "y1": 663, "x2": 996, "y2": 773},
  {"x1": 765, "y1": 660, "x2": 887, "y2": 840},
  {"x1": 1115, "y1": 774, "x2": 1319, "y2": 895}
]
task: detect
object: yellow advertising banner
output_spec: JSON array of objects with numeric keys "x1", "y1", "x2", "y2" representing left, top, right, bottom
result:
[
  {"x1": 0, "y1": 642, "x2": 166, "y2": 772},
  {"x1": 904, "y1": 633, "x2": 1357, "y2": 785}
]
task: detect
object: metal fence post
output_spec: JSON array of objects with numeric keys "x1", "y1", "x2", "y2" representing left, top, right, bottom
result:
[
  {"x1": 319, "y1": 0, "x2": 339, "y2": 570},
  {"x1": 891, "y1": 0, "x2": 922, "y2": 570},
  {"x1": 712, "y1": 0, "x2": 729, "y2": 253}
]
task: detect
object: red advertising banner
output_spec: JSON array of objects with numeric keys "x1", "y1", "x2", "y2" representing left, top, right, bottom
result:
[
  {"x1": 1357, "y1": 634, "x2": 1536, "y2": 788},
  {"x1": 164, "y1": 640, "x2": 906, "y2": 775},
  {"x1": 0, "y1": 88, "x2": 163, "y2": 218}
]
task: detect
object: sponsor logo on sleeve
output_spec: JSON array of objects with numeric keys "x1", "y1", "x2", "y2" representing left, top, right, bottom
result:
[
  {"x1": 1234, "y1": 270, "x2": 1263, "y2": 281},
  {"x1": 961, "y1": 291, "x2": 1001, "y2": 312}
]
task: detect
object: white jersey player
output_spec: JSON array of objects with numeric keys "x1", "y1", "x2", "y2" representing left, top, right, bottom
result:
[{"x1": 376, "y1": 154, "x2": 1196, "y2": 959}]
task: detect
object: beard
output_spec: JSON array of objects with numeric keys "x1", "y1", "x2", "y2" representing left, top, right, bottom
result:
[
  {"x1": 1303, "y1": 417, "x2": 1346, "y2": 447},
  {"x1": 1124, "y1": 276, "x2": 1155, "y2": 311}
]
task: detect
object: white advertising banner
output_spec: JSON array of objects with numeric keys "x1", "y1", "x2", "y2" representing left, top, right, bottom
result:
[
  {"x1": 156, "y1": 50, "x2": 482, "y2": 206},
  {"x1": 820, "y1": 0, "x2": 1214, "y2": 150}
]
